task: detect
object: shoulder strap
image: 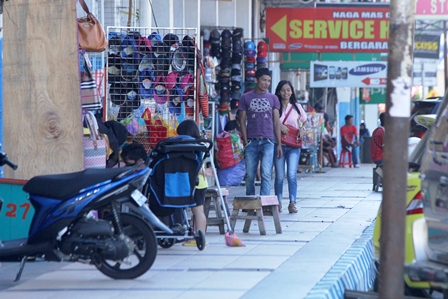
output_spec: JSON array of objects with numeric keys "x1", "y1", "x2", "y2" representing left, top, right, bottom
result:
[
  {"x1": 79, "y1": 0, "x2": 91, "y2": 15},
  {"x1": 293, "y1": 103, "x2": 300, "y2": 115},
  {"x1": 282, "y1": 105, "x2": 294, "y2": 125},
  {"x1": 85, "y1": 111, "x2": 100, "y2": 140}
]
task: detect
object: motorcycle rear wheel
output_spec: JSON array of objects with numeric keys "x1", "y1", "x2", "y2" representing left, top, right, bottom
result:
[{"x1": 95, "y1": 213, "x2": 157, "y2": 279}]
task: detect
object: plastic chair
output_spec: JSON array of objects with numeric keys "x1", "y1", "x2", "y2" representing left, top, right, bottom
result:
[{"x1": 339, "y1": 148, "x2": 353, "y2": 168}]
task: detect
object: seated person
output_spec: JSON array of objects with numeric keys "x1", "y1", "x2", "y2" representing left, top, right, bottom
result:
[
  {"x1": 370, "y1": 113, "x2": 385, "y2": 165},
  {"x1": 95, "y1": 114, "x2": 128, "y2": 168},
  {"x1": 120, "y1": 141, "x2": 148, "y2": 167},
  {"x1": 340, "y1": 114, "x2": 360, "y2": 168},
  {"x1": 322, "y1": 121, "x2": 338, "y2": 168}
]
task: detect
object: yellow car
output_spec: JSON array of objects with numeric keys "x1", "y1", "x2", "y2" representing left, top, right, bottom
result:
[{"x1": 372, "y1": 114, "x2": 435, "y2": 296}]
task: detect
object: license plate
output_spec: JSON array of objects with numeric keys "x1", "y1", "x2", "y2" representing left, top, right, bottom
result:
[{"x1": 131, "y1": 190, "x2": 147, "y2": 207}]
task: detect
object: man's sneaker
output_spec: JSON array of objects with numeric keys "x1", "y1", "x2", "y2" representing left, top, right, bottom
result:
[
  {"x1": 288, "y1": 202, "x2": 298, "y2": 213},
  {"x1": 354, "y1": 164, "x2": 360, "y2": 168}
]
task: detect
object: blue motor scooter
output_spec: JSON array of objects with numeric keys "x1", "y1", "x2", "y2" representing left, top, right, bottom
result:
[{"x1": 0, "y1": 152, "x2": 172, "y2": 281}]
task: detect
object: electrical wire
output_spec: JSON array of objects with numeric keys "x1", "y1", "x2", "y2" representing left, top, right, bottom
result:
[{"x1": 148, "y1": 0, "x2": 159, "y2": 30}]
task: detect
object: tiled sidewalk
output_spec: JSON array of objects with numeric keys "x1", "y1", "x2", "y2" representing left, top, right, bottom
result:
[{"x1": 0, "y1": 164, "x2": 381, "y2": 299}]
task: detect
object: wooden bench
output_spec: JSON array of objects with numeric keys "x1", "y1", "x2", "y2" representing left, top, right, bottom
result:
[
  {"x1": 230, "y1": 196, "x2": 282, "y2": 235},
  {"x1": 203, "y1": 187, "x2": 230, "y2": 234}
]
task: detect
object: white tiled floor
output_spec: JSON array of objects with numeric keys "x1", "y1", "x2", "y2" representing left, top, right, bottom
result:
[{"x1": 0, "y1": 165, "x2": 382, "y2": 299}]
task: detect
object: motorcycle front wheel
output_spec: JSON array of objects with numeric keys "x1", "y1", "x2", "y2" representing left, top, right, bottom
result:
[{"x1": 95, "y1": 213, "x2": 157, "y2": 279}]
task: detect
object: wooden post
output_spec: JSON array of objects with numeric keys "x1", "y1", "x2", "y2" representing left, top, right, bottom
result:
[
  {"x1": 379, "y1": 0, "x2": 415, "y2": 298},
  {"x1": 3, "y1": 0, "x2": 84, "y2": 179}
]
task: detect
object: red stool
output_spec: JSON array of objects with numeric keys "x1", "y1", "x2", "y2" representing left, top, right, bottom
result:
[{"x1": 339, "y1": 148, "x2": 353, "y2": 168}]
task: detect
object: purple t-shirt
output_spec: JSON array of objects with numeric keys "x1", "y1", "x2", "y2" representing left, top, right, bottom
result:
[{"x1": 238, "y1": 91, "x2": 280, "y2": 139}]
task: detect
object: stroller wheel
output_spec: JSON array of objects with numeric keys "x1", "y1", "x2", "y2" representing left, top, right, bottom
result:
[
  {"x1": 158, "y1": 238, "x2": 176, "y2": 249},
  {"x1": 195, "y1": 230, "x2": 206, "y2": 251}
]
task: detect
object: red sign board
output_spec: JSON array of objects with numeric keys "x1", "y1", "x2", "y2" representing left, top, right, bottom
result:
[{"x1": 266, "y1": 7, "x2": 390, "y2": 53}]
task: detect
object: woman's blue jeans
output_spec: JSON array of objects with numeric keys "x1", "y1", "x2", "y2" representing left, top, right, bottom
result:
[
  {"x1": 244, "y1": 138, "x2": 275, "y2": 195},
  {"x1": 274, "y1": 144, "x2": 300, "y2": 203}
]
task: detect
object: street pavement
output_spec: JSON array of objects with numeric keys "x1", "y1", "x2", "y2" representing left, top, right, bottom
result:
[{"x1": 0, "y1": 164, "x2": 381, "y2": 299}]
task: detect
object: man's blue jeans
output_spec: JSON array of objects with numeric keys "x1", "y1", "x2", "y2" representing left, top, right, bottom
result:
[
  {"x1": 244, "y1": 138, "x2": 275, "y2": 195},
  {"x1": 344, "y1": 145, "x2": 358, "y2": 165},
  {"x1": 274, "y1": 144, "x2": 300, "y2": 203}
]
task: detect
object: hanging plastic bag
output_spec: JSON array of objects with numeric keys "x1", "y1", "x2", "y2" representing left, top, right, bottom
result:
[
  {"x1": 142, "y1": 107, "x2": 152, "y2": 132},
  {"x1": 177, "y1": 102, "x2": 186, "y2": 124},
  {"x1": 167, "y1": 115, "x2": 178, "y2": 137},
  {"x1": 137, "y1": 117, "x2": 147, "y2": 135},
  {"x1": 229, "y1": 130, "x2": 244, "y2": 160},
  {"x1": 148, "y1": 114, "x2": 167, "y2": 147},
  {"x1": 215, "y1": 130, "x2": 244, "y2": 169},
  {"x1": 125, "y1": 117, "x2": 139, "y2": 136}
]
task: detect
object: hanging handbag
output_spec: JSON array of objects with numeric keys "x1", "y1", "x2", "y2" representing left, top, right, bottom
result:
[
  {"x1": 195, "y1": 44, "x2": 209, "y2": 117},
  {"x1": 77, "y1": 0, "x2": 107, "y2": 52},
  {"x1": 281, "y1": 105, "x2": 302, "y2": 148},
  {"x1": 84, "y1": 111, "x2": 107, "y2": 168},
  {"x1": 80, "y1": 53, "x2": 102, "y2": 110}
]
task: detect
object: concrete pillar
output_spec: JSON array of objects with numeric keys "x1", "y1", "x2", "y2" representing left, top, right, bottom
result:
[
  {"x1": 268, "y1": 52, "x2": 281, "y2": 94},
  {"x1": 139, "y1": 0, "x2": 152, "y2": 28},
  {"x1": 151, "y1": 0, "x2": 171, "y2": 28},
  {"x1": 364, "y1": 104, "x2": 379, "y2": 133}
]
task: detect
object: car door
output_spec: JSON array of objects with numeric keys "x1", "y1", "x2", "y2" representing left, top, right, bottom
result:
[{"x1": 420, "y1": 94, "x2": 448, "y2": 264}]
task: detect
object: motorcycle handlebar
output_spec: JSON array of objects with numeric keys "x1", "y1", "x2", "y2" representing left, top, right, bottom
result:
[
  {"x1": 6, "y1": 160, "x2": 18, "y2": 170},
  {"x1": 0, "y1": 152, "x2": 18, "y2": 170}
]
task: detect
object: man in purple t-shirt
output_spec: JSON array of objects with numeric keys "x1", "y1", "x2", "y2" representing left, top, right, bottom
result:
[{"x1": 237, "y1": 68, "x2": 282, "y2": 195}]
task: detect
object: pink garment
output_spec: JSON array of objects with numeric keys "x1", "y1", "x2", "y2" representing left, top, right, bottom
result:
[{"x1": 280, "y1": 103, "x2": 307, "y2": 129}]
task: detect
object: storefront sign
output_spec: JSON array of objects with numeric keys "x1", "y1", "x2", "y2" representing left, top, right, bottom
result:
[
  {"x1": 414, "y1": 34, "x2": 440, "y2": 59},
  {"x1": 359, "y1": 88, "x2": 386, "y2": 104},
  {"x1": 416, "y1": 0, "x2": 448, "y2": 19},
  {"x1": 310, "y1": 61, "x2": 388, "y2": 88},
  {"x1": 266, "y1": 7, "x2": 390, "y2": 53},
  {"x1": 413, "y1": 58, "x2": 438, "y2": 86}
]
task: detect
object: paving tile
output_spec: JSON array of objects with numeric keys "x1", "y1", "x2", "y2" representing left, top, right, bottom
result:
[
  {"x1": 226, "y1": 254, "x2": 289, "y2": 269},
  {"x1": 199, "y1": 271, "x2": 270, "y2": 289},
  {"x1": 0, "y1": 291, "x2": 59, "y2": 299},
  {"x1": 0, "y1": 164, "x2": 382, "y2": 299},
  {"x1": 246, "y1": 243, "x2": 305, "y2": 255}
]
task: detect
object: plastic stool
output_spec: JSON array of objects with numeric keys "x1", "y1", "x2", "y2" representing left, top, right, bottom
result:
[
  {"x1": 339, "y1": 148, "x2": 353, "y2": 168},
  {"x1": 373, "y1": 164, "x2": 383, "y2": 192}
]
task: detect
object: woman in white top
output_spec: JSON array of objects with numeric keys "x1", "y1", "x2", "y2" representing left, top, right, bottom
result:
[{"x1": 273, "y1": 80, "x2": 307, "y2": 213}]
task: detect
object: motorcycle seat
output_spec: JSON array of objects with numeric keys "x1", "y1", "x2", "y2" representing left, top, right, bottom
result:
[{"x1": 23, "y1": 167, "x2": 134, "y2": 200}]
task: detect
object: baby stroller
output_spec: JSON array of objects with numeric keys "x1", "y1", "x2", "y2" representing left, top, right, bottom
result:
[{"x1": 142, "y1": 135, "x2": 213, "y2": 250}]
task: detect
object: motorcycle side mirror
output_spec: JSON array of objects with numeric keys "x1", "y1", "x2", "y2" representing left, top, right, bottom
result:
[
  {"x1": 440, "y1": 176, "x2": 448, "y2": 187},
  {"x1": 430, "y1": 140, "x2": 445, "y2": 165}
]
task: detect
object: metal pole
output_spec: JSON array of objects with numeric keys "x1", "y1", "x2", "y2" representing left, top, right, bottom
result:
[
  {"x1": 379, "y1": 0, "x2": 415, "y2": 298},
  {"x1": 421, "y1": 62, "x2": 425, "y2": 100}
]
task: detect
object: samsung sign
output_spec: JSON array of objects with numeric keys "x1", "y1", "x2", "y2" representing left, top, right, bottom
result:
[
  {"x1": 349, "y1": 64, "x2": 387, "y2": 76},
  {"x1": 310, "y1": 61, "x2": 388, "y2": 88}
]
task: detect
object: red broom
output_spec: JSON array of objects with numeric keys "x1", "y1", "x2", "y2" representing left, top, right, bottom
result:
[{"x1": 209, "y1": 157, "x2": 245, "y2": 247}]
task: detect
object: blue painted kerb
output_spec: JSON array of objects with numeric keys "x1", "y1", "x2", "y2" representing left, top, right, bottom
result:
[{"x1": 305, "y1": 223, "x2": 376, "y2": 299}]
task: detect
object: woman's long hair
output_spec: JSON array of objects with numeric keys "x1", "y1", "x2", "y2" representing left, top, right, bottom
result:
[{"x1": 274, "y1": 80, "x2": 300, "y2": 117}]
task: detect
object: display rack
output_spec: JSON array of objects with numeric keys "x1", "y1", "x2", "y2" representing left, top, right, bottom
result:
[
  {"x1": 105, "y1": 26, "x2": 198, "y2": 151},
  {"x1": 200, "y1": 26, "x2": 244, "y2": 115},
  {"x1": 299, "y1": 112, "x2": 324, "y2": 173}
]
